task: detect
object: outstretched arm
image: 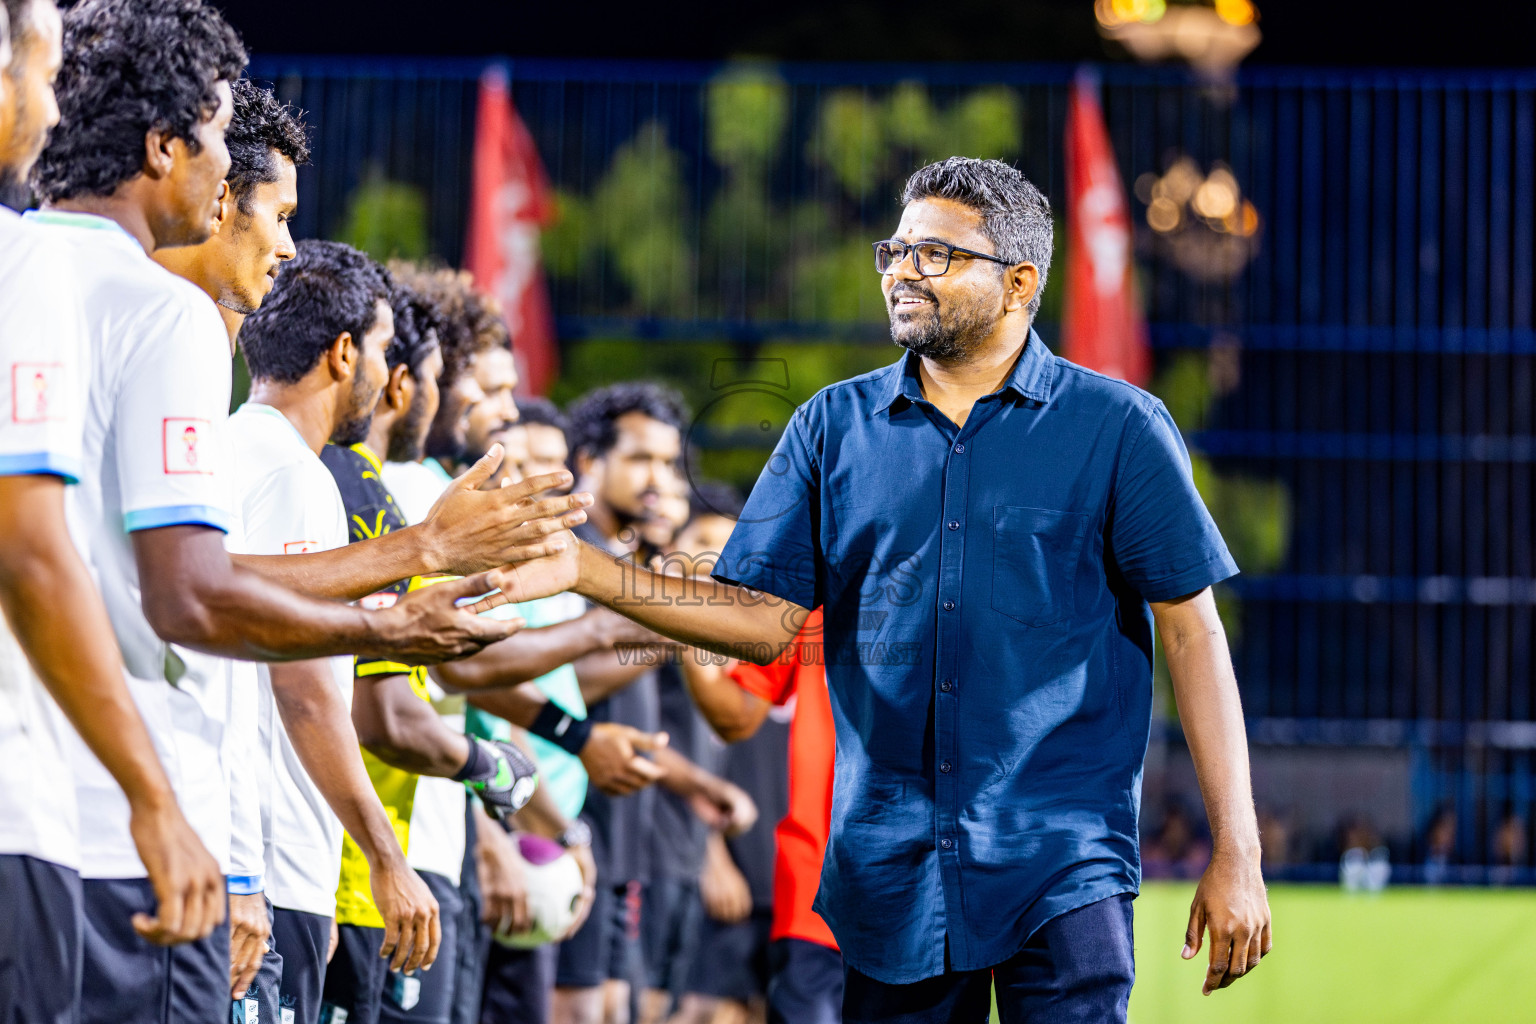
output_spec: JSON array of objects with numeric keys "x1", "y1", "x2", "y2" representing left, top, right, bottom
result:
[
  {"x1": 1155, "y1": 587, "x2": 1271, "y2": 996},
  {"x1": 0, "y1": 475, "x2": 224, "y2": 947},
  {"x1": 433, "y1": 606, "x2": 655, "y2": 694},
  {"x1": 134, "y1": 526, "x2": 523, "y2": 665},
  {"x1": 233, "y1": 461, "x2": 590, "y2": 601},
  {"x1": 497, "y1": 540, "x2": 808, "y2": 665},
  {"x1": 351, "y1": 673, "x2": 472, "y2": 778}
]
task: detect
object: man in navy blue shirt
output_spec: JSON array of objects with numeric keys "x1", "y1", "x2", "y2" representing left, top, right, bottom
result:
[{"x1": 505, "y1": 157, "x2": 1271, "y2": 1022}]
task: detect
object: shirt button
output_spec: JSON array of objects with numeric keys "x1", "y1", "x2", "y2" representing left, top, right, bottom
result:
[
  {"x1": 940, "y1": 838, "x2": 954, "y2": 850},
  {"x1": 940, "y1": 680, "x2": 953, "y2": 692},
  {"x1": 940, "y1": 761, "x2": 952, "y2": 773},
  {"x1": 943, "y1": 600, "x2": 955, "y2": 611},
  {"x1": 947, "y1": 520, "x2": 959, "y2": 530},
  {"x1": 953, "y1": 443, "x2": 965, "y2": 454}
]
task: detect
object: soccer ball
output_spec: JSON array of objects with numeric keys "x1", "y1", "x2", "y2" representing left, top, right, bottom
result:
[{"x1": 493, "y1": 835, "x2": 585, "y2": 949}]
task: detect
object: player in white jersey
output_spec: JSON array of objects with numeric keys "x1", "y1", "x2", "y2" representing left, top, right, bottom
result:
[
  {"x1": 0, "y1": 3, "x2": 227, "y2": 1022},
  {"x1": 231, "y1": 241, "x2": 460, "y2": 1024},
  {"x1": 28, "y1": 4, "x2": 576, "y2": 1021}
]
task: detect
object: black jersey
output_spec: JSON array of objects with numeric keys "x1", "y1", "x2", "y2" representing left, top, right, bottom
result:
[{"x1": 319, "y1": 441, "x2": 418, "y2": 677}]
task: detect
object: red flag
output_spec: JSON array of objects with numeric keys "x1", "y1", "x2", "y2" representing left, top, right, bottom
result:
[
  {"x1": 1061, "y1": 70, "x2": 1150, "y2": 387},
  {"x1": 463, "y1": 68, "x2": 559, "y2": 397}
]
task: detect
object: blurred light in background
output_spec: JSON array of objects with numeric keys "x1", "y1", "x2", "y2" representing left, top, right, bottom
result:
[
  {"x1": 1096, "y1": 0, "x2": 1261, "y2": 81},
  {"x1": 1135, "y1": 157, "x2": 1261, "y2": 282}
]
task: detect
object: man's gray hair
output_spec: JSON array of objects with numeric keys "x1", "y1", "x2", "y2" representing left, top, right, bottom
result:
[{"x1": 901, "y1": 157, "x2": 1054, "y2": 317}]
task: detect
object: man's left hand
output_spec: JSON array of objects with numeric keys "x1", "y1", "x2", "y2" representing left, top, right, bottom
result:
[{"x1": 1182, "y1": 846, "x2": 1271, "y2": 995}]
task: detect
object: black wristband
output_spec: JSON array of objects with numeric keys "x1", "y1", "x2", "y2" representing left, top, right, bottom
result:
[
  {"x1": 529, "y1": 702, "x2": 593, "y2": 755},
  {"x1": 451, "y1": 737, "x2": 497, "y2": 782}
]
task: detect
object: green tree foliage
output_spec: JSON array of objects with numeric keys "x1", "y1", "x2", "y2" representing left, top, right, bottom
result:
[
  {"x1": 332, "y1": 169, "x2": 429, "y2": 262},
  {"x1": 706, "y1": 63, "x2": 789, "y2": 173}
]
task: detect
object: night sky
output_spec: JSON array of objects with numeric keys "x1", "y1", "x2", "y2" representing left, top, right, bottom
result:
[{"x1": 215, "y1": 1, "x2": 1524, "y2": 69}]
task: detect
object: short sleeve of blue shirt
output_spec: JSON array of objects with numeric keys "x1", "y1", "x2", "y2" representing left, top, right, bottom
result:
[
  {"x1": 711, "y1": 410, "x2": 820, "y2": 612},
  {"x1": 1110, "y1": 400, "x2": 1238, "y2": 602}
]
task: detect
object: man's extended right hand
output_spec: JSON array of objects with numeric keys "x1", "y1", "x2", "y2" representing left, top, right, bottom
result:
[
  {"x1": 374, "y1": 572, "x2": 528, "y2": 664},
  {"x1": 370, "y1": 853, "x2": 441, "y2": 974},
  {"x1": 128, "y1": 796, "x2": 226, "y2": 946},
  {"x1": 418, "y1": 447, "x2": 594, "y2": 575},
  {"x1": 579, "y1": 723, "x2": 669, "y2": 796}
]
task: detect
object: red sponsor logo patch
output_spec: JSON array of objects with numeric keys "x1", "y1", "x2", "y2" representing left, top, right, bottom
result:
[
  {"x1": 283, "y1": 540, "x2": 321, "y2": 554},
  {"x1": 359, "y1": 591, "x2": 399, "y2": 611},
  {"x1": 11, "y1": 363, "x2": 65, "y2": 423},
  {"x1": 162, "y1": 418, "x2": 213, "y2": 474}
]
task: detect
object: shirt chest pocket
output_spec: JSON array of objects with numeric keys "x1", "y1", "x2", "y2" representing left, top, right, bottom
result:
[{"x1": 990, "y1": 506, "x2": 1089, "y2": 629}]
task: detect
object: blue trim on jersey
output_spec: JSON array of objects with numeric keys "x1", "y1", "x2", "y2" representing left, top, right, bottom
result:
[
  {"x1": 123, "y1": 504, "x2": 230, "y2": 534},
  {"x1": 0, "y1": 451, "x2": 81, "y2": 483},
  {"x1": 226, "y1": 874, "x2": 264, "y2": 895}
]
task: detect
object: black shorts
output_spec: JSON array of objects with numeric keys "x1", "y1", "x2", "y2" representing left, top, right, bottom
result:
[
  {"x1": 0, "y1": 854, "x2": 82, "y2": 1024},
  {"x1": 478, "y1": 942, "x2": 555, "y2": 1024},
  {"x1": 686, "y1": 908, "x2": 772, "y2": 1004},
  {"x1": 80, "y1": 875, "x2": 230, "y2": 1024},
  {"x1": 641, "y1": 877, "x2": 702, "y2": 997},
  {"x1": 553, "y1": 881, "x2": 641, "y2": 990},
  {"x1": 273, "y1": 906, "x2": 333, "y2": 1024},
  {"x1": 380, "y1": 871, "x2": 462, "y2": 1024},
  {"x1": 322, "y1": 924, "x2": 387, "y2": 1024},
  {"x1": 842, "y1": 894, "x2": 1134, "y2": 1024}
]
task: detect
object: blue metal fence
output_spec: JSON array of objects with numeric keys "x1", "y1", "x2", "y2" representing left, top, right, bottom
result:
[{"x1": 247, "y1": 55, "x2": 1536, "y2": 871}]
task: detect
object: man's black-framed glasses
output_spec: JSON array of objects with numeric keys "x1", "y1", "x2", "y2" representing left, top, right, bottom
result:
[{"x1": 872, "y1": 238, "x2": 1014, "y2": 277}]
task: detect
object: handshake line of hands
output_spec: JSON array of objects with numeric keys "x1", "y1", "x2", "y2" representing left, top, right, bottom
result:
[{"x1": 362, "y1": 445, "x2": 595, "y2": 665}]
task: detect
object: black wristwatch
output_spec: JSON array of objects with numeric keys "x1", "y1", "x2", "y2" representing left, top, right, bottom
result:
[{"x1": 555, "y1": 820, "x2": 592, "y2": 849}]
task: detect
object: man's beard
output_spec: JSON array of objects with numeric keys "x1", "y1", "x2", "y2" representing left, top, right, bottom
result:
[
  {"x1": 331, "y1": 373, "x2": 377, "y2": 447},
  {"x1": 424, "y1": 404, "x2": 466, "y2": 467},
  {"x1": 888, "y1": 283, "x2": 997, "y2": 361},
  {"x1": 386, "y1": 387, "x2": 431, "y2": 463},
  {"x1": 462, "y1": 419, "x2": 517, "y2": 466}
]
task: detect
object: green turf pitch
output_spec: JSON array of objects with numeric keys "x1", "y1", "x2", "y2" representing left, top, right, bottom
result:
[{"x1": 985, "y1": 882, "x2": 1536, "y2": 1023}]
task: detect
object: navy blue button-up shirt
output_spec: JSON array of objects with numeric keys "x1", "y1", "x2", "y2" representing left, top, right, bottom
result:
[{"x1": 713, "y1": 331, "x2": 1238, "y2": 984}]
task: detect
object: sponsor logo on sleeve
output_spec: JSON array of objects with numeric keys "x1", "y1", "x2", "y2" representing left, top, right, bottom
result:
[
  {"x1": 163, "y1": 417, "x2": 213, "y2": 474},
  {"x1": 283, "y1": 540, "x2": 321, "y2": 554},
  {"x1": 11, "y1": 363, "x2": 65, "y2": 423}
]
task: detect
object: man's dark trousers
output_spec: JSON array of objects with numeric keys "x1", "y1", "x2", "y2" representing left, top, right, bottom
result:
[{"x1": 841, "y1": 895, "x2": 1134, "y2": 1024}]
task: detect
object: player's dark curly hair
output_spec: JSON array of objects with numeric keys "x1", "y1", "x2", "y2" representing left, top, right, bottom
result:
[
  {"x1": 32, "y1": 0, "x2": 246, "y2": 202},
  {"x1": 388, "y1": 262, "x2": 507, "y2": 388},
  {"x1": 226, "y1": 78, "x2": 309, "y2": 214},
  {"x1": 240, "y1": 240, "x2": 392, "y2": 384},
  {"x1": 565, "y1": 382, "x2": 689, "y2": 469},
  {"x1": 514, "y1": 396, "x2": 569, "y2": 437},
  {"x1": 386, "y1": 279, "x2": 442, "y2": 380}
]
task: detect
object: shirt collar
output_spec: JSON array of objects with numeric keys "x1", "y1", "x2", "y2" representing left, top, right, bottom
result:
[
  {"x1": 22, "y1": 208, "x2": 143, "y2": 251},
  {"x1": 880, "y1": 328, "x2": 1056, "y2": 412},
  {"x1": 350, "y1": 442, "x2": 384, "y2": 474}
]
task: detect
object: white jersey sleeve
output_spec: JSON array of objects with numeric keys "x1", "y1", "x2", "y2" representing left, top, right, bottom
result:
[
  {"x1": 114, "y1": 299, "x2": 233, "y2": 533},
  {"x1": 225, "y1": 658, "x2": 265, "y2": 892},
  {"x1": 0, "y1": 214, "x2": 87, "y2": 481}
]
